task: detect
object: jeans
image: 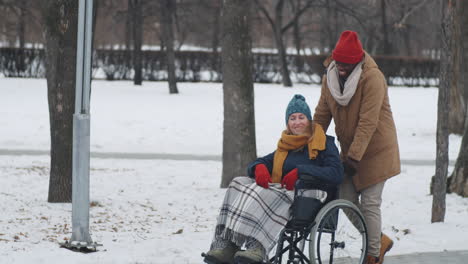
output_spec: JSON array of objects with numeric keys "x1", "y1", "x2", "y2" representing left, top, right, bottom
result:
[{"x1": 339, "y1": 173, "x2": 385, "y2": 257}]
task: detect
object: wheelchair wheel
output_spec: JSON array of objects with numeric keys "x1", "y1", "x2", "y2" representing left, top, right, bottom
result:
[{"x1": 309, "y1": 199, "x2": 367, "y2": 264}]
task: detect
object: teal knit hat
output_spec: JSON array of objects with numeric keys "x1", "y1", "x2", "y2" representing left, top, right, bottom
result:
[{"x1": 285, "y1": 94, "x2": 312, "y2": 124}]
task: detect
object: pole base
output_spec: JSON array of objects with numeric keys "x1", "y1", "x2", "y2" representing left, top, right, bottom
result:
[{"x1": 59, "y1": 240, "x2": 102, "y2": 253}]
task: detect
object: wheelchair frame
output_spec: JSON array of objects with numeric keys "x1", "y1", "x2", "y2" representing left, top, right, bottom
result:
[{"x1": 269, "y1": 177, "x2": 368, "y2": 264}]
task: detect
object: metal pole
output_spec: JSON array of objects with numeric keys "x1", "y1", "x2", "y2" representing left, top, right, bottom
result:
[
  {"x1": 61, "y1": 0, "x2": 100, "y2": 252},
  {"x1": 82, "y1": 0, "x2": 93, "y2": 113},
  {"x1": 74, "y1": 0, "x2": 85, "y2": 114}
]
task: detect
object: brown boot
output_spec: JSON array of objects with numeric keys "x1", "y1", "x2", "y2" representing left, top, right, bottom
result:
[
  {"x1": 364, "y1": 255, "x2": 379, "y2": 264},
  {"x1": 377, "y1": 233, "x2": 394, "y2": 264}
]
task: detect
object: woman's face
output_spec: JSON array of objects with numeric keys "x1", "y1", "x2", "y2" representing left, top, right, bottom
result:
[{"x1": 288, "y1": 113, "x2": 309, "y2": 135}]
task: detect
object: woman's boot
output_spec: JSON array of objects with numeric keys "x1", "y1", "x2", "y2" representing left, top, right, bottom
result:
[
  {"x1": 233, "y1": 240, "x2": 266, "y2": 263},
  {"x1": 204, "y1": 239, "x2": 239, "y2": 264}
]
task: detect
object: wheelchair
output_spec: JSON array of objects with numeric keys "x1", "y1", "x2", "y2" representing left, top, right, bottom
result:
[
  {"x1": 202, "y1": 175, "x2": 368, "y2": 264},
  {"x1": 269, "y1": 175, "x2": 368, "y2": 264}
]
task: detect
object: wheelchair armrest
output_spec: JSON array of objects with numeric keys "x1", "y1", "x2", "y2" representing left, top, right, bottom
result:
[
  {"x1": 291, "y1": 176, "x2": 338, "y2": 227},
  {"x1": 295, "y1": 175, "x2": 338, "y2": 194}
]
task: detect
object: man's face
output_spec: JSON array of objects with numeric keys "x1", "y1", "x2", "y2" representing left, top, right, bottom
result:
[{"x1": 335, "y1": 61, "x2": 358, "y2": 79}]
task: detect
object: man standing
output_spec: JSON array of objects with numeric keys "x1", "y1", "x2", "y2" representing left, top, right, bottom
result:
[{"x1": 313, "y1": 30, "x2": 400, "y2": 264}]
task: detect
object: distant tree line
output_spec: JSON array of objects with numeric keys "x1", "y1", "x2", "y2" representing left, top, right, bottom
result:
[
  {"x1": 0, "y1": 0, "x2": 442, "y2": 86},
  {"x1": 0, "y1": 47, "x2": 439, "y2": 86},
  {"x1": 0, "y1": 0, "x2": 442, "y2": 55}
]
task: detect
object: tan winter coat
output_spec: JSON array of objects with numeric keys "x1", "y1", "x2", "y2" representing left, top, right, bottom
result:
[{"x1": 313, "y1": 52, "x2": 401, "y2": 191}]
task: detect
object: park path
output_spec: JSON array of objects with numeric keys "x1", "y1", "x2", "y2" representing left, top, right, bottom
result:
[
  {"x1": 0, "y1": 148, "x2": 455, "y2": 166},
  {"x1": 385, "y1": 250, "x2": 468, "y2": 264}
]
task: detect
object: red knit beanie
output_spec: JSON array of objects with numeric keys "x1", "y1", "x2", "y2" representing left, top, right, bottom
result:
[{"x1": 332, "y1": 30, "x2": 364, "y2": 64}]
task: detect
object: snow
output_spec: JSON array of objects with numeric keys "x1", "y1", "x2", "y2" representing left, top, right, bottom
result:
[
  {"x1": 0, "y1": 78, "x2": 467, "y2": 263},
  {"x1": 0, "y1": 78, "x2": 461, "y2": 160}
]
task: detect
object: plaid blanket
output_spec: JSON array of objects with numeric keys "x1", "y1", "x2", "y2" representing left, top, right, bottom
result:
[{"x1": 213, "y1": 176, "x2": 295, "y2": 254}]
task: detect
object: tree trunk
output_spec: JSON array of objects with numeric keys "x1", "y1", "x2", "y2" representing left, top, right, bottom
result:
[
  {"x1": 448, "y1": 0, "x2": 465, "y2": 135},
  {"x1": 126, "y1": 1, "x2": 132, "y2": 50},
  {"x1": 274, "y1": 28, "x2": 292, "y2": 87},
  {"x1": 432, "y1": 0, "x2": 454, "y2": 223},
  {"x1": 125, "y1": 0, "x2": 132, "y2": 78},
  {"x1": 460, "y1": 0, "x2": 468, "y2": 108},
  {"x1": 293, "y1": 17, "x2": 301, "y2": 56},
  {"x1": 381, "y1": 0, "x2": 391, "y2": 55},
  {"x1": 160, "y1": 0, "x2": 178, "y2": 94},
  {"x1": 289, "y1": 0, "x2": 302, "y2": 69},
  {"x1": 17, "y1": 0, "x2": 26, "y2": 73},
  {"x1": 211, "y1": 1, "x2": 222, "y2": 80},
  {"x1": 92, "y1": 0, "x2": 99, "y2": 50},
  {"x1": 448, "y1": 114, "x2": 468, "y2": 197},
  {"x1": 273, "y1": 0, "x2": 292, "y2": 87},
  {"x1": 41, "y1": 0, "x2": 78, "y2": 203},
  {"x1": 404, "y1": 27, "x2": 412, "y2": 56},
  {"x1": 447, "y1": 0, "x2": 468, "y2": 197},
  {"x1": 325, "y1": 0, "x2": 335, "y2": 51},
  {"x1": 220, "y1": 0, "x2": 257, "y2": 188},
  {"x1": 291, "y1": 5, "x2": 302, "y2": 72},
  {"x1": 130, "y1": 0, "x2": 143, "y2": 85}
]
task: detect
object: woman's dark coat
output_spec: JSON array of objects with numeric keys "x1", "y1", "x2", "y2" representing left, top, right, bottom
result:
[{"x1": 247, "y1": 135, "x2": 344, "y2": 185}]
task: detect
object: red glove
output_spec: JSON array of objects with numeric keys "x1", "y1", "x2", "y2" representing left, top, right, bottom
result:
[
  {"x1": 281, "y1": 168, "x2": 298, "y2": 190},
  {"x1": 255, "y1": 164, "x2": 272, "y2": 189}
]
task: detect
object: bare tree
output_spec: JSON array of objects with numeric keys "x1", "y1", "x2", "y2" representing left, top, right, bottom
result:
[
  {"x1": 125, "y1": 1, "x2": 132, "y2": 50},
  {"x1": 129, "y1": 0, "x2": 143, "y2": 85},
  {"x1": 447, "y1": 0, "x2": 468, "y2": 197},
  {"x1": 0, "y1": 0, "x2": 29, "y2": 72},
  {"x1": 288, "y1": 0, "x2": 302, "y2": 56},
  {"x1": 380, "y1": 0, "x2": 391, "y2": 54},
  {"x1": 323, "y1": 0, "x2": 338, "y2": 51},
  {"x1": 17, "y1": 0, "x2": 26, "y2": 72},
  {"x1": 220, "y1": 0, "x2": 257, "y2": 187},
  {"x1": 254, "y1": 0, "x2": 319, "y2": 87},
  {"x1": 449, "y1": 115, "x2": 468, "y2": 197},
  {"x1": 384, "y1": 0, "x2": 438, "y2": 57},
  {"x1": 432, "y1": 0, "x2": 454, "y2": 223},
  {"x1": 211, "y1": 0, "x2": 222, "y2": 78},
  {"x1": 160, "y1": 0, "x2": 178, "y2": 94},
  {"x1": 447, "y1": 0, "x2": 465, "y2": 135},
  {"x1": 41, "y1": 0, "x2": 79, "y2": 203}
]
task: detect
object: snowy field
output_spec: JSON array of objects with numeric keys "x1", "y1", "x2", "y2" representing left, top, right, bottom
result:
[{"x1": 1, "y1": 78, "x2": 467, "y2": 263}]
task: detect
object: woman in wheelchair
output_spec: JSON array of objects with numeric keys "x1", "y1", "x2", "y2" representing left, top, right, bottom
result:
[{"x1": 203, "y1": 94, "x2": 344, "y2": 264}]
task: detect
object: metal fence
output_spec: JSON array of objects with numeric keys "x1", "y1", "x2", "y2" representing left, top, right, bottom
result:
[{"x1": 0, "y1": 48, "x2": 439, "y2": 86}]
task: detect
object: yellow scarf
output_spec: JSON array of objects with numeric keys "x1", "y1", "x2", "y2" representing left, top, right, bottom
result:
[{"x1": 271, "y1": 123, "x2": 326, "y2": 183}]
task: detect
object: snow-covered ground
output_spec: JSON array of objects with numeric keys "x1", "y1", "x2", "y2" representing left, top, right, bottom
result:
[
  {"x1": 0, "y1": 78, "x2": 467, "y2": 263},
  {"x1": 0, "y1": 78, "x2": 462, "y2": 160}
]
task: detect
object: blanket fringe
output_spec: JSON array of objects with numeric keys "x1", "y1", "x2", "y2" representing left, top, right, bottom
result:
[
  {"x1": 214, "y1": 225, "x2": 268, "y2": 261},
  {"x1": 215, "y1": 225, "x2": 251, "y2": 249}
]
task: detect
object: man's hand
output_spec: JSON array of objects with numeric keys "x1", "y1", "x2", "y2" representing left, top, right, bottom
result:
[
  {"x1": 347, "y1": 157, "x2": 359, "y2": 169},
  {"x1": 343, "y1": 157, "x2": 359, "y2": 176}
]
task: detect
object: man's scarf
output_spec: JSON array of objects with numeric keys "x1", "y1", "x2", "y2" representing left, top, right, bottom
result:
[
  {"x1": 326, "y1": 60, "x2": 364, "y2": 106},
  {"x1": 271, "y1": 123, "x2": 326, "y2": 183}
]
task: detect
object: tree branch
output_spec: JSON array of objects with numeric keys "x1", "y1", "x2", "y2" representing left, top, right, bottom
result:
[
  {"x1": 394, "y1": 0, "x2": 429, "y2": 28},
  {"x1": 253, "y1": 0, "x2": 275, "y2": 29},
  {"x1": 281, "y1": 0, "x2": 325, "y2": 34},
  {"x1": 333, "y1": 0, "x2": 369, "y2": 31}
]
